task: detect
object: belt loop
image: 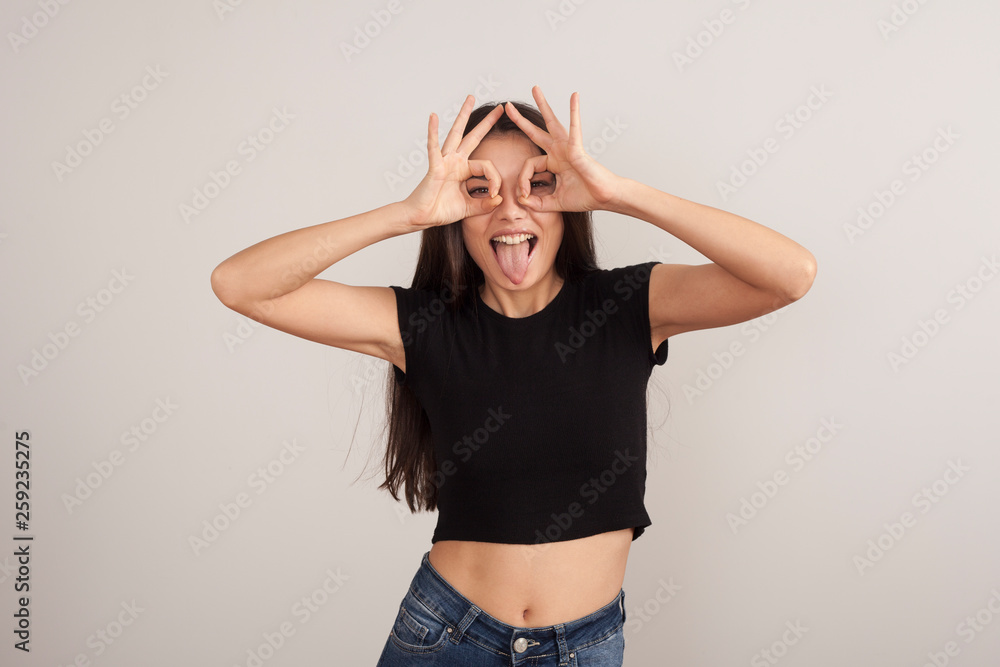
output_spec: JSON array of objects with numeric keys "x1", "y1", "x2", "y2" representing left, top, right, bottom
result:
[
  {"x1": 451, "y1": 604, "x2": 481, "y2": 644},
  {"x1": 555, "y1": 623, "x2": 570, "y2": 665},
  {"x1": 620, "y1": 589, "x2": 626, "y2": 626}
]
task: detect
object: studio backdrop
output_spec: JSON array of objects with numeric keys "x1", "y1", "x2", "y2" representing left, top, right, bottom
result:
[{"x1": 2, "y1": 1, "x2": 998, "y2": 665}]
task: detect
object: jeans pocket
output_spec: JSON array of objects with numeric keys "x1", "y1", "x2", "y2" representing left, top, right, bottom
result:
[
  {"x1": 575, "y1": 625, "x2": 625, "y2": 666},
  {"x1": 389, "y1": 590, "x2": 450, "y2": 654}
]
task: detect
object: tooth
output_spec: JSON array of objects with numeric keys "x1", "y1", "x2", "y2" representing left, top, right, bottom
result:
[{"x1": 492, "y1": 234, "x2": 537, "y2": 244}]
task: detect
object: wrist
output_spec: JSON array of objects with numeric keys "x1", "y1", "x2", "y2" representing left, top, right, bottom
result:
[
  {"x1": 391, "y1": 200, "x2": 426, "y2": 234},
  {"x1": 605, "y1": 176, "x2": 639, "y2": 216},
  {"x1": 606, "y1": 178, "x2": 680, "y2": 220}
]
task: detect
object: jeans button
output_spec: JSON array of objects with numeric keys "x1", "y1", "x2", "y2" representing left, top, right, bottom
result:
[{"x1": 513, "y1": 637, "x2": 528, "y2": 653}]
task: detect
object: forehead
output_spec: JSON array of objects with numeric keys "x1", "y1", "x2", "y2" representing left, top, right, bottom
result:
[{"x1": 468, "y1": 133, "x2": 543, "y2": 163}]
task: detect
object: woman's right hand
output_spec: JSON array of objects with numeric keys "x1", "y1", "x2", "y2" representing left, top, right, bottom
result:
[{"x1": 402, "y1": 95, "x2": 505, "y2": 230}]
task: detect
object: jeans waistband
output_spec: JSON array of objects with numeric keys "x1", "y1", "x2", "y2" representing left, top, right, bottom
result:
[{"x1": 408, "y1": 551, "x2": 626, "y2": 662}]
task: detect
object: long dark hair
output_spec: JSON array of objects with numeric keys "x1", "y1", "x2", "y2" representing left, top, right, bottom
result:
[{"x1": 378, "y1": 100, "x2": 600, "y2": 512}]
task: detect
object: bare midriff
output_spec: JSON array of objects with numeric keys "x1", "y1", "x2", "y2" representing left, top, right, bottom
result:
[{"x1": 427, "y1": 527, "x2": 633, "y2": 628}]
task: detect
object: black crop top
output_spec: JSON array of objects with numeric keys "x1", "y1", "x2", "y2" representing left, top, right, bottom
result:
[{"x1": 390, "y1": 261, "x2": 668, "y2": 545}]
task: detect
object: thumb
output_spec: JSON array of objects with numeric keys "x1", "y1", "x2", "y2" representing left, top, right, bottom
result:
[
  {"x1": 471, "y1": 194, "x2": 503, "y2": 217},
  {"x1": 517, "y1": 191, "x2": 549, "y2": 212}
]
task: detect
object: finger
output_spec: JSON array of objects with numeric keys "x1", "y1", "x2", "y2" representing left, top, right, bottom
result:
[
  {"x1": 468, "y1": 159, "x2": 503, "y2": 199},
  {"x1": 516, "y1": 154, "x2": 549, "y2": 203},
  {"x1": 426, "y1": 112, "x2": 441, "y2": 171},
  {"x1": 503, "y1": 101, "x2": 550, "y2": 148},
  {"x1": 569, "y1": 92, "x2": 583, "y2": 148},
  {"x1": 466, "y1": 159, "x2": 503, "y2": 215},
  {"x1": 470, "y1": 194, "x2": 503, "y2": 217},
  {"x1": 530, "y1": 85, "x2": 567, "y2": 136},
  {"x1": 457, "y1": 103, "x2": 505, "y2": 157},
  {"x1": 441, "y1": 95, "x2": 475, "y2": 154},
  {"x1": 519, "y1": 189, "x2": 549, "y2": 212}
]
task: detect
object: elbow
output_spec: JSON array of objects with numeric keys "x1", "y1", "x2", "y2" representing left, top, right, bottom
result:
[
  {"x1": 210, "y1": 263, "x2": 272, "y2": 322},
  {"x1": 210, "y1": 263, "x2": 241, "y2": 310},
  {"x1": 781, "y1": 251, "x2": 817, "y2": 304}
]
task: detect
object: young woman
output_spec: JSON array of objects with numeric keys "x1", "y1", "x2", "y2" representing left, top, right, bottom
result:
[{"x1": 211, "y1": 86, "x2": 816, "y2": 666}]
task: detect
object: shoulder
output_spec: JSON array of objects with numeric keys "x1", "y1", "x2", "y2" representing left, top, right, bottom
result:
[
  {"x1": 390, "y1": 282, "x2": 467, "y2": 314},
  {"x1": 580, "y1": 261, "x2": 660, "y2": 298}
]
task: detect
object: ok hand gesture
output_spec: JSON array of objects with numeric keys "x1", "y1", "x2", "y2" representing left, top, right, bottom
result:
[
  {"x1": 403, "y1": 96, "x2": 505, "y2": 229},
  {"x1": 504, "y1": 86, "x2": 625, "y2": 213}
]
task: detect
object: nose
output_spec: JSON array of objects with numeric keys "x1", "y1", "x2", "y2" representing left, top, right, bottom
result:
[{"x1": 492, "y1": 180, "x2": 528, "y2": 221}]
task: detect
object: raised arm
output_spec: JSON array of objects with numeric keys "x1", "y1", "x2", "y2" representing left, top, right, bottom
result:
[
  {"x1": 210, "y1": 97, "x2": 506, "y2": 369},
  {"x1": 210, "y1": 201, "x2": 415, "y2": 367},
  {"x1": 504, "y1": 86, "x2": 816, "y2": 350},
  {"x1": 611, "y1": 182, "x2": 816, "y2": 345}
]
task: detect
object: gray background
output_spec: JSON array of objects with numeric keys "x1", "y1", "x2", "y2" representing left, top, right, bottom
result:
[{"x1": 2, "y1": 0, "x2": 998, "y2": 665}]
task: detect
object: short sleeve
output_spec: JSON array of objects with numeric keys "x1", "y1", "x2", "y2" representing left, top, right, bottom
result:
[
  {"x1": 389, "y1": 285, "x2": 414, "y2": 386},
  {"x1": 641, "y1": 262, "x2": 669, "y2": 367},
  {"x1": 601, "y1": 262, "x2": 668, "y2": 367},
  {"x1": 389, "y1": 284, "x2": 447, "y2": 389}
]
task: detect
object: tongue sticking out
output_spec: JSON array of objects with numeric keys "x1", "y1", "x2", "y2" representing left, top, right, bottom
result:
[{"x1": 494, "y1": 240, "x2": 531, "y2": 285}]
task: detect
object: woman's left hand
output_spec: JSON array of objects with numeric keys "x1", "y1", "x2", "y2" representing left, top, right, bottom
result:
[{"x1": 504, "y1": 86, "x2": 626, "y2": 213}]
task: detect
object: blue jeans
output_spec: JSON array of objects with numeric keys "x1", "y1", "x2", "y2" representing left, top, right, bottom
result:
[{"x1": 376, "y1": 551, "x2": 627, "y2": 666}]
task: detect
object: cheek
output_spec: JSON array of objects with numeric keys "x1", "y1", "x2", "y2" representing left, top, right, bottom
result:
[
  {"x1": 548, "y1": 217, "x2": 566, "y2": 249},
  {"x1": 460, "y1": 222, "x2": 476, "y2": 247}
]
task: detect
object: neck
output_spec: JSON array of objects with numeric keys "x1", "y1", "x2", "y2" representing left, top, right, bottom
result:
[{"x1": 480, "y1": 269, "x2": 565, "y2": 318}]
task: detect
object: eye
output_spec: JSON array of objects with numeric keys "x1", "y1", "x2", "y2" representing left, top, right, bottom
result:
[
  {"x1": 531, "y1": 178, "x2": 555, "y2": 190},
  {"x1": 467, "y1": 185, "x2": 490, "y2": 197}
]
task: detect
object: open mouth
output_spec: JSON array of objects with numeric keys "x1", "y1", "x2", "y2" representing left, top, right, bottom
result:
[
  {"x1": 489, "y1": 233, "x2": 538, "y2": 257},
  {"x1": 489, "y1": 233, "x2": 538, "y2": 285}
]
